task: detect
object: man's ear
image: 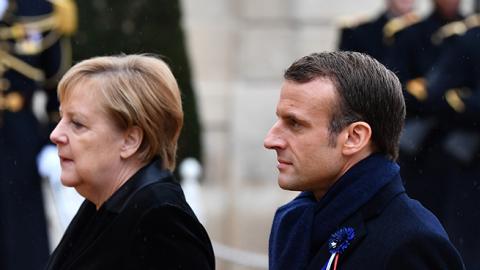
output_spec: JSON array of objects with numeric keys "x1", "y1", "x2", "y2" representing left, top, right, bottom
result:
[
  {"x1": 342, "y1": 121, "x2": 372, "y2": 156},
  {"x1": 120, "y1": 126, "x2": 143, "y2": 159}
]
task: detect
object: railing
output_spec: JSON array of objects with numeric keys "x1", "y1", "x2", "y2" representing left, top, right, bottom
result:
[{"x1": 179, "y1": 158, "x2": 268, "y2": 269}]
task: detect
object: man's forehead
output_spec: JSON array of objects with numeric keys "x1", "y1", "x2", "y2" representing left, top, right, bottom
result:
[
  {"x1": 278, "y1": 79, "x2": 336, "y2": 105},
  {"x1": 276, "y1": 79, "x2": 339, "y2": 124}
]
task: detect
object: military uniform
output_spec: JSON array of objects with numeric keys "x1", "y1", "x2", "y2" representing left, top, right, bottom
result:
[
  {"x1": 422, "y1": 14, "x2": 480, "y2": 269},
  {"x1": 338, "y1": 12, "x2": 418, "y2": 64},
  {"x1": 386, "y1": 10, "x2": 464, "y2": 116},
  {"x1": 384, "y1": 9, "x2": 464, "y2": 222},
  {"x1": 0, "y1": 0, "x2": 76, "y2": 269}
]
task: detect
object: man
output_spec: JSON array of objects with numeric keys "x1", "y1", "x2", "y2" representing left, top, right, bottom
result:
[
  {"x1": 0, "y1": 0, "x2": 76, "y2": 269},
  {"x1": 264, "y1": 51, "x2": 465, "y2": 270},
  {"x1": 338, "y1": 0, "x2": 417, "y2": 64},
  {"x1": 421, "y1": 15, "x2": 480, "y2": 269},
  {"x1": 386, "y1": 0, "x2": 463, "y2": 84},
  {"x1": 384, "y1": 0, "x2": 463, "y2": 222}
]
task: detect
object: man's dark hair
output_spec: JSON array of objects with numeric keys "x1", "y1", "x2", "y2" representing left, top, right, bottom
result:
[{"x1": 284, "y1": 51, "x2": 406, "y2": 160}]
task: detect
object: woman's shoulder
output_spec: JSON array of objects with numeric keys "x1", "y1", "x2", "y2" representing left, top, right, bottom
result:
[
  {"x1": 131, "y1": 180, "x2": 193, "y2": 215},
  {"x1": 116, "y1": 181, "x2": 215, "y2": 269},
  {"x1": 132, "y1": 197, "x2": 215, "y2": 270}
]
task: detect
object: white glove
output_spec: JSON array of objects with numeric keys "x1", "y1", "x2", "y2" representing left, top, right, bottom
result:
[
  {"x1": 37, "y1": 144, "x2": 83, "y2": 229},
  {"x1": 37, "y1": 144, "x2": 61, "y2": 182},
  {"x1": 180, "y1": 158, "x2": 205, "y2": 223}
]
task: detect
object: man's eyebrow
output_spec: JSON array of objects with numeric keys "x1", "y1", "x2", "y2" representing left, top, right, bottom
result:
[
  {"x1": 281, "y1": 112, "x2": 309, "y2": 124},
  {"x1": 283, "y1": 113, "x2": 298, "y2": 120},
  {"x1": 279, "y1": 111, "x2": 299, "y2": 119}
]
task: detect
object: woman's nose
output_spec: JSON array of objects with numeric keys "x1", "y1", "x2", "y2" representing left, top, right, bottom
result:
[{"x1": 50, "y1": 120, "x2": 67, "y2": 145}]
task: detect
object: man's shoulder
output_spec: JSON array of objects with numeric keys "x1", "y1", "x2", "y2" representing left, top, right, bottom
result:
[
  {"x1": 368, "y1": 191, "x2": 448, "y2": 239},
  {"x1": 357, "y1": 179, "x2": 451, "y2": 249},
  {"x1": 377, "y1": 196, "x2": 464, "y2": 269},
  {"x1": 383, "y1": 12, "x2": 420, "y2": 42},
  {"x1": 392, "y1": 14, "x2": 434, "y2": 42},
  {"x1": 335, "y1": 191, "x2": 464, "y2": 269}
]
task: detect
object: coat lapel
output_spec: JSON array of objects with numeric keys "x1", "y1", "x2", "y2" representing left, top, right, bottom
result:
[
  {"x1": 45, "y1": 200, "x2": 91, "y2": 269},
  {"x1": 306, "y1": 177, "x2": 405, "y2": 270}
]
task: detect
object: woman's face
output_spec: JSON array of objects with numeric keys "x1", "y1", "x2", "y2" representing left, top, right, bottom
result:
[{"x1": 50, "y1": 80, "x2": 127, "y2": 203}]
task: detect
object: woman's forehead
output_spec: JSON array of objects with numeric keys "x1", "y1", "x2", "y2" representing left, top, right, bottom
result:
[{"x1": 61, "y1": 77, "x2": 100, "y2": 102}]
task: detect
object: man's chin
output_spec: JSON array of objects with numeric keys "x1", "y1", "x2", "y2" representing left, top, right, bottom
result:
[{"x1": 278, "y1": 177, "x2": 300, "y2": 191}]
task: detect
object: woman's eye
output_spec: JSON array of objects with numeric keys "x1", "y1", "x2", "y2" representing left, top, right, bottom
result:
[{"x1": 71, "y1": 120, "x2": 84, "y2": 129}]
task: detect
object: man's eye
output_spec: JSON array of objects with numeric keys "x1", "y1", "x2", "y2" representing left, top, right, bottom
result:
[{"x1": 288, "y1": 118, "x2": 301, "y2": 129}]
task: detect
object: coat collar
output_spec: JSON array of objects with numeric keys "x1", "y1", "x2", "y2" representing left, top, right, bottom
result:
[
  {"x1": 269, "y1": 154, "x2": 400, "y2": 270},
  {"x1": 102, "y1": 159, "x2": 174, "y2": 213},
  {"x1": 45, "y1": 159, "x2": 174, "y2": 269},
  {"x1": 306, "y1": 175, "x2": 405, "y2": 270}
]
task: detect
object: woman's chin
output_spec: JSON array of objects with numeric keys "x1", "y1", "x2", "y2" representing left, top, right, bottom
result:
[{"x1": 60, "y1": 175, "x2": 79, "y2": 188}]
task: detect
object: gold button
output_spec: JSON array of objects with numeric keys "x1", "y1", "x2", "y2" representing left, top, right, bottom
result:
[
  {"x1": 5, "y1": 92, "x2": 23, "y2": 112},
  {"x1": 406, "y1": 77, "x2": 427, "y2": 101}
]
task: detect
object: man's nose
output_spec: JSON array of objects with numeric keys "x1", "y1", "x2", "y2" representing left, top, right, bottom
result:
[{"x1": 264, "y1": 122, "x2": 285, "y2": 150}]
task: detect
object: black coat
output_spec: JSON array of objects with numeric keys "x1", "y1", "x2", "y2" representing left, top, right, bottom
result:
[
  {"x1": 45, "y1": 161, "x2": 215, "y2": 270},
  {"x1": 307, "y1": 176, "x2": 465, "y2": 270}
]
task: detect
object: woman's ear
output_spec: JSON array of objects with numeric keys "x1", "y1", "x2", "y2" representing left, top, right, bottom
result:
[
  {"x1": 120, "y1": 126, "x2": 143, "y2": 159},
  {"x1": 342, "y1": 121, "x2": 372, "y2": 156}
]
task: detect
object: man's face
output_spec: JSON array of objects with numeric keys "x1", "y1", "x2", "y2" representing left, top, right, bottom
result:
[
  {"x1": 264, "y1": 78, "x2": 347, "y2": 199},
  {"x1": 435, "y1": 0, "x2": 460, "y2": 18},
  {"x1": 388, "y1": 0, "x2": 415, "y2": 16}
]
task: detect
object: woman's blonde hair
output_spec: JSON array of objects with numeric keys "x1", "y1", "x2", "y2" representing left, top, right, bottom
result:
[{"x1": 58, "y1": 54, "x2": 183, "y2": 170}]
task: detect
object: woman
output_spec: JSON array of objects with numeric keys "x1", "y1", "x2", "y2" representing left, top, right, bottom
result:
[{"x1": 45, "y1": 55, "x2": 215, "y2": 269}]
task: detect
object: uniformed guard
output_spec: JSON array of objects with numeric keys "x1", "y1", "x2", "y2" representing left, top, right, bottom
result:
[
  {"x1": 421, "y1": 13, "x2": 480, "y2": 269},
  {"x1": 337, "y1": 0, "x2": 417, "y2": 64},
  {"x1": 0, "y1": 0, "x2": 76, "y2": 269},
  {"x1": 384, "y1": 0, "x2": 464, "y2": 222},
  {"x1": 386, "y1": 0, "x2": 463, "y2": 84}
]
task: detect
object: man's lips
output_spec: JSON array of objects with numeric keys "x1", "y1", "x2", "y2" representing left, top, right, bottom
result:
[{"x1": 277, "y1": 159, "x2": 292, "y2": 169}]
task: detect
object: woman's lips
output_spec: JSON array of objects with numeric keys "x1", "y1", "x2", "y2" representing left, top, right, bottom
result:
[{"x1": 59, "y1": 156, "x2": 73, "y2": 164}]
